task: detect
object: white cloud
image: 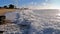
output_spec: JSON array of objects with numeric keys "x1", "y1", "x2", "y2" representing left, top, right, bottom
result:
[
  {"x1": 20, "y1": 0, "x2": 60, "y2": 9},
  {"x1": 23, "y1": 1, "x2": 52, "y2": 9},
  {"x1": 11, "y1": 0, "x2": 50, "y2": 9}
]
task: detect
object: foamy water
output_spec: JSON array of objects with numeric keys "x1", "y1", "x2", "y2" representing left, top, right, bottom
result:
[{"x1": 4, "y1": 9, "x2": 60, "y2": 34}]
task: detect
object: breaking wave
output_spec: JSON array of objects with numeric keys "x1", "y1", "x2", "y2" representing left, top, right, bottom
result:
[{"x1": 4, "y1": 9, "x2": 60, "y2": 34}]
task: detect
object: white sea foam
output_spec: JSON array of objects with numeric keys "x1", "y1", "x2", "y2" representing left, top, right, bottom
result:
[{"x1": 4, "y1": 9, "x2": 60, "y2": 34}]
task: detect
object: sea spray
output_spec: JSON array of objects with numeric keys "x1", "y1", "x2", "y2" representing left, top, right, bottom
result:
[{"x1": 4, "y1": 9, "x2": 60, "y2": 34}]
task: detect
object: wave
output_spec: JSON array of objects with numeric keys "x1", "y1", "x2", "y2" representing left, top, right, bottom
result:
[{"x1": 4, "y1": 9, "x2": 60, "y2": 34}]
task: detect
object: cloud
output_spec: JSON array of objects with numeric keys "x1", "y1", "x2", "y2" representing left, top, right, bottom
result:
[
  {"x1": 23, "y1": 1, "x2": 52, "y2": 9},
  {"x1": 23, "y1": 0, "x2": 60, "y2": 9},
  {"x1": 11, "y1": 0, "x2": 51, "y2": 9},
  {"x1": 27, "y1": 4, "x2": 51, "y2": 9},
  {"x1": 19, "y1": 0, "x2": 60, "y2": 9}
]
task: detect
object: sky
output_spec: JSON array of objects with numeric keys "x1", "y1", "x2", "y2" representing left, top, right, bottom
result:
[{"x1": 0, "y1": 0, "x2": 60, "y2": 9}]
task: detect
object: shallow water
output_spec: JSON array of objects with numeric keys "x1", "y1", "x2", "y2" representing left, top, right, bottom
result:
[{"x1": 4, "y1": 9, "x2": 60, "y2": 34}]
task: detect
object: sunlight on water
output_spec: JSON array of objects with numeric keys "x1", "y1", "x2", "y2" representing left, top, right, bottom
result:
[
  {"x1": 56, "y1": 13, "x2": 60, "y2": 16},
  {"x1": 3, "y1": 9, "x2": 60, "y2": 34},
  {"x1": 56, "y1": 13, "x2": 60, "y2": 19}
]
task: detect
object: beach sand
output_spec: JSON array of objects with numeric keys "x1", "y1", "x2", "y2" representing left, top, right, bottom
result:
[{"x1": 0, "y1": 9, "x2": 16, "y2": 15}]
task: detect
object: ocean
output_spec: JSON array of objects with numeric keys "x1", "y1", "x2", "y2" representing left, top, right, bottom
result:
[{"x1": 2, "y1": 9, "x2": 60, "y2": 34}]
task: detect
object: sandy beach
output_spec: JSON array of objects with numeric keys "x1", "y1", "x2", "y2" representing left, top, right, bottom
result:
[{"x1": 0, "y1": 9, "x2": 16, "y2": 15}]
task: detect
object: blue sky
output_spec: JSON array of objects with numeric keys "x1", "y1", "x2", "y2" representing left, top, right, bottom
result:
[{"x1": 0, "y1": 0, "x2": 60, "y2": 9}]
